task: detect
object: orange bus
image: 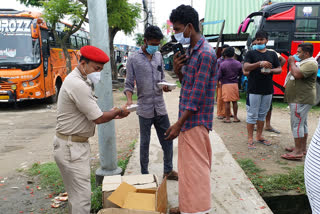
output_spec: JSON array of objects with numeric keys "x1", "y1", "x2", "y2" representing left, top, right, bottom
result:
[{"x1": 0, "y1": 9, "x2": 89, "y2": 104}]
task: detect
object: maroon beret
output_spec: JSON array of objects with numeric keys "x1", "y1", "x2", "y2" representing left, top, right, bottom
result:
[{"x1": 80, "y1": 45, "x2": 110, "y2": 64}]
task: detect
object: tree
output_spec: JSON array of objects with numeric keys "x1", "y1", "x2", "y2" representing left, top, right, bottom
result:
[
  {"x1": 134, "y1": 33, "x2": 144, "y2": 47},
  {"x1": 20, "y1": 0, "x2": 141, "y2": 79},
  {"x1": 107, "y1": 0, "x2": 140, "y2": 80}
]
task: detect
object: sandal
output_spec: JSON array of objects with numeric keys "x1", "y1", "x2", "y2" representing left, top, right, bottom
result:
[
  {"x1": 256, "y1": 139, "x2": 271, "y2": 146},
  {"x1": 223, "y1": 119, "x2": 232, "y2": 123},
  {"x1": 233, "y1": 119, "x2": 241, "y2": 123},
  {"x1": 285, "y1": 147, "x2": 307, "y2": 155},
  {"x1": 265, "y1": 128, "x2": 280, "y2": 134},
  {"x1": 248, "y1": 141, "x2": 256, "y2": 149},
  {"x1": 281, "y1": 153, "x2": 303, "y2": 161},
  {"x1": 163, "y1": 170, "x2": 178, "y2": 181}
]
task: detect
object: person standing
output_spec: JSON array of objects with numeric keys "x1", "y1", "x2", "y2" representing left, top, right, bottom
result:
[
  {"x1": 218, "y1": 47, "x2": 242, "y2": 123},
  {"x1": 54, "y1": 45, "x2": 130, "y2": 214},
  {"x1": 165, "y1": 5, "x2": 217, "y2": 214},
  {"x1": 216, "y1": 44, "x2": 230, "y2": 119},
  {"x1": 124, "y1": 25, "x2": 178, "y2": 180},
  {"x1": 282, "y1": 43, "x2": 318, "y2": 160},
  {"x1": 243, "y1": 31, "x2": 282, "y2": 149}
]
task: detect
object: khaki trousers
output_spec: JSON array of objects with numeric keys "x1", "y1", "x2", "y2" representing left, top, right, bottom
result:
[{"x1": 53, "y1": 136, "x2": 91, "y2": 214}]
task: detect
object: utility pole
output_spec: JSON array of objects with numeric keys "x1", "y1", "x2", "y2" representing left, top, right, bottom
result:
[{"x1": 88, "y1": 0, "x2": 122, "y2": 185}]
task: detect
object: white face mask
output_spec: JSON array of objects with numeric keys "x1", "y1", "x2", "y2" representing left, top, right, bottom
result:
[
  {"x1": 82, "y1": 64, "x2": 101, "y2": 84},
  {"x1": 87, "y1": 72, "x2": 101, "y2": 84},
  {"x1": 174, "y1": 24, "x2": 191, "y2": 45}
]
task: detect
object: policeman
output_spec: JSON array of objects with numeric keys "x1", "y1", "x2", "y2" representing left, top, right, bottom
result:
[{"x1": 54, "y1": 45, "x2": 129, "y2": 214}]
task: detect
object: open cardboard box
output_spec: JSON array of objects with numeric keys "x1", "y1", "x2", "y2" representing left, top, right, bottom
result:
[{"x1": 100, "y1": 175, "x2": 167, "y2": 214}]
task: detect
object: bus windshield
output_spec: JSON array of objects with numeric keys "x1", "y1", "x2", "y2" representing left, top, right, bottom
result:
[
  {"x1": 248, "y1": 15, "x2": 262, "y2": 45},
  {"x1": 0, "y1": 18, "x2": 40, "y2": 67}
]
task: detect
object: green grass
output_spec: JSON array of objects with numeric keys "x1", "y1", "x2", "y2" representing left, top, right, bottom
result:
[
  {"x1": 26, "y1": 139, "x2": 137, "y2": 213},
  {"x1": 237, "y1": 159, "x2": 305, "y2": 194},
  {"x1": 238, "y1": 92, "x2": 320, "y2": 111},
  {"x1": 176, "y1": 80, "x2": 181, "y2": 88},
  {"x1": 121, "y1": 94, "x2": 137, "y2": 101}
]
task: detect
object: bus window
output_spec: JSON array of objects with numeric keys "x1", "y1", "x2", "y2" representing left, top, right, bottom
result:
[
  {"x1": 268, "y1": 31, "x2": 290, "y2": 51},
  {"x1": 76, "y1": 37, "x2": 83, "y2": 48},
  {"x1": 70, "y1": 36, "x2": 77, "y2": 49},
  {"x1": 296, "y1": 6, "x2": 319, "y2": 18},
  {"x1": 296, "y1": 19, "x2": 318, "y2": 32}
]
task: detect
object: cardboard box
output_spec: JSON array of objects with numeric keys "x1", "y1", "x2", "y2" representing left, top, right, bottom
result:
[
  {"x1": 102, "y1": 174, "x2": 159, "y2": 208},
  {"x1": 100, "y1": 175, "x2": 167, "y2": 214}
]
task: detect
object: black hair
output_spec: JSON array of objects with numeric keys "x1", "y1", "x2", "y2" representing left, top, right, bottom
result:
[
  {"x1": 79, "y1": 55, "x2": 90, "y2": 63},
  {"x1": 255, "y1": 30, "x2": 268, "y2": 40},
  {"x1": 222, "y1": 44, "x2": 230, "y2": 49},
  {"x1": 298, "y1": 43, "x2": 314, "y2": 56},
  {"x1": 223, "y1": 47, "x2": 235, "y2": 58},
  {"x1": 144, "y1": 25, "x2": 164, "y2": 40},
  {"x1": 169, "y1": 4, "x2": 200, "y2": 32}
]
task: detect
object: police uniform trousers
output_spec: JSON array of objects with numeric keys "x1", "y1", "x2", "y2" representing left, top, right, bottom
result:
[{"x1": 53, "y1": 135, "x2": 91, "y2": 214}]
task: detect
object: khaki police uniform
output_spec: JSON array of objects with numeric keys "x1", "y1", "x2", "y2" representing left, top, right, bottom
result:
[{"x1": 54, "y1": 67, "x2": 102, "y2": 214}]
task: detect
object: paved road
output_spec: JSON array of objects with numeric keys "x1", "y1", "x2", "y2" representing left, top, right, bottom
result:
[{"x1": 0, "y1": 101, "x2": 57, "y2": 176}]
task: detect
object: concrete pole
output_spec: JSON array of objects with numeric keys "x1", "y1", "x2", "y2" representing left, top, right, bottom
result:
[{"x1": 88, "y1": 0, "x2": 122, "y2": 185}]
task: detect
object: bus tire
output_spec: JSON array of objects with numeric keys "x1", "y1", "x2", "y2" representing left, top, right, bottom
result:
[
  {"x1": 46, "y1": 82, "x2": 60, "y2": 104},
  {"x1": 316, "y1": 80, "x2": 320, "y2": 106},
  {"x1": 118, "y1": 67, "x2": 126, "y2": 77}
]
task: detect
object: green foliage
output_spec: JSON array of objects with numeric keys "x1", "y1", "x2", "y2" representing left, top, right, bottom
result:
[
  {"x1": 134, "y1": 33, "x2": 144, "y2": 47},
  {"x1": 90, "y1": 173, "x2": 102, "y2": 213},
  {"x1": 19, "y1": 0, "x2": 43, "y2": 7},
  {"x1": 28, "y1": 162, "x2": 65, "y2": 194},
  {"x1": 237, "y1": 159, "x2": 306, "y2": 194},
  {"x1": 176, "y1": 80, "x2": 181, "y2": 88},
  {"x1": 117, "y1": 139, "x2": 136, "y2": 173},
  {"x1": 41, "y1": 0, "x2": 85, "y2": 28},
  {"x1": 107, "y1": 0, "x2": 141, "y2": 34}
]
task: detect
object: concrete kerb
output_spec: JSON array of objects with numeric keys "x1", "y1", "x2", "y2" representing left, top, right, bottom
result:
[{"x1": 123, "y1": 71, "x2": 273, "y2": 214}]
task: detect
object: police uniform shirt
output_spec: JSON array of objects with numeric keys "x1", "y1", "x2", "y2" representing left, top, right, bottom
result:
[{"x1": 56, "y1": 67, "x2": 103, "y2": 138}]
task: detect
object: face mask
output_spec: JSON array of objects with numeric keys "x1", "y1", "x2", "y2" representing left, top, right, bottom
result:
[
  {"x1": 82, "y1": 64, "x2": 101, "y2": 84},
  {"x1": 252, "y1": 45, "x2": 257, "y2": 50},
  {"x1": 255, "y1": 44, "x2": 266, "y2": 50},
  {"x1": 146, "y1": 44, "x2": 159, "y2": 55},
  {"x1": 293, "y1": 54, "x2": 302, "y2": 62},
  {"x1": 174, "y1": 25, "x2": 191, "y2": 45},
  {"x1": 87, "y1": 72, "x2": 101, "y2": 84}
]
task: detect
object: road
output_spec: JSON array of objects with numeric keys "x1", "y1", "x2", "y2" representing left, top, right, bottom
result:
[{"x1": 0, "y1": 101, "x2": 57, "y2": 177}]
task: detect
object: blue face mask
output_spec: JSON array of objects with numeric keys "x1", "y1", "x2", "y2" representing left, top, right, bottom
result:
[
  {"x1": 252, "y1": 45, "x2": 257, "y2": 50},
  {"x1": 255, "y1": 44, "x2": 266, "y2": 50},
  {"x1": 293, "y1": 54, "x2": 301, "y2": 62},
  {"x1": 146, "y1": 44, "x2": 159, "y2": 55},
  {"x1": 174, "y1": 25, "x2": 191, "y2": 45}
]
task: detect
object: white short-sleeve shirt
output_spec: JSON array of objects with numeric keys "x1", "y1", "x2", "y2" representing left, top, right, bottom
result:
[{"x1": 56, "y1": 67, "x2": 103, "y2": 138}]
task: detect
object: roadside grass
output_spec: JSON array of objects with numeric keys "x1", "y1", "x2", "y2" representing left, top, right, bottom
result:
[
  {"x1": 237, "y1": 158, "x2": 305, "y2": 194},
  {"x1": 27, "y1": 139, "x2": 137, "y2": 213},
  {"x1": 120, "y1": 94, "x2": 137, "y2": 101},
  {"x1": 238, "y1": 92, "x2": 320, "y2": 111}
]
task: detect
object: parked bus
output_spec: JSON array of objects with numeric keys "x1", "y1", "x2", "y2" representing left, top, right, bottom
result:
[
  {"x1": 238, "y1": 2, "x2": 320, "y2": 104},
  {"x1": 0, "y1": 9, "x2": 89, "y2": 104}
]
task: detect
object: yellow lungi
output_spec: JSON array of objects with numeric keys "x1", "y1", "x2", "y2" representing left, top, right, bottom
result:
[
  {"x1": 216, "y1": 85, "x2": 226, "y2": 117},
  {"x1": 178, "y1": 126, "x2": 212, "y2": 214}
]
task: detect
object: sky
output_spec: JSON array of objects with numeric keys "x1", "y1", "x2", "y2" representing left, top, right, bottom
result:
[{"x1": 1, "y1": 0, "x2": 206, "y2": 46}]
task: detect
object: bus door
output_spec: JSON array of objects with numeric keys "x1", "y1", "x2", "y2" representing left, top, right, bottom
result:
[{"x1": 40, "y1": 29, "x2": 53, "y2": 97}]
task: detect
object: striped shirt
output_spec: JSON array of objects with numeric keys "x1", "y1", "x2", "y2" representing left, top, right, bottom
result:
[
  {"x1": 305, "y1": 119, "x2": 320, "y2": 213},
  {"x1": 179, "y1": 36, "x2": 217, "y2": 132}
]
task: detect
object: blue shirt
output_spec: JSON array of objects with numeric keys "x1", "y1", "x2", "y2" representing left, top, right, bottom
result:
[
  {"x1": 124, "y1": 48, "x2": 167, "y2": 118},
  {"x1": 179, "y1": 36, "x2": 217, "y2": 131}
]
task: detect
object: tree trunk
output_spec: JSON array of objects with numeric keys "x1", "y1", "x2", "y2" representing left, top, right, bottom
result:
[
  {"x1": 109, "y1": 27, "x2": 119, "y2": 80},
  {"x1": 62, "y1": 45, "x2": 72, "y2": 74}
]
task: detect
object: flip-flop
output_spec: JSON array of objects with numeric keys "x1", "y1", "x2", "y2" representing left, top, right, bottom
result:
[
  {"x1": 248, "y1": 142, "x2": 256, "y2": 149},
  {"x1": 285, "y1": 147, "x2": 307, "y2": 155},
  {"x1": 265, "y1": 128, "x2": 280, "y2": 134},
  {"x1": 233, "y1": 119, "x2": 241, "y2": 123},
  {"x1": 256, "y1": 139, "x2": 272, "y2": 146},
  {"x1": 223, "y1": 120, "x2": 232, "y2": 123},
  {"x1": 281, "y1": 153, "x2": 303, "y2": 160},
  {"x1": 217, "y1": 116, "x2": 225, "y2": 120}
]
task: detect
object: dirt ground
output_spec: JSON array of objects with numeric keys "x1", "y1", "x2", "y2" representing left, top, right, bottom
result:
[{"x1": 213, "y1": 101, "x2": 320, "y2": 176}]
